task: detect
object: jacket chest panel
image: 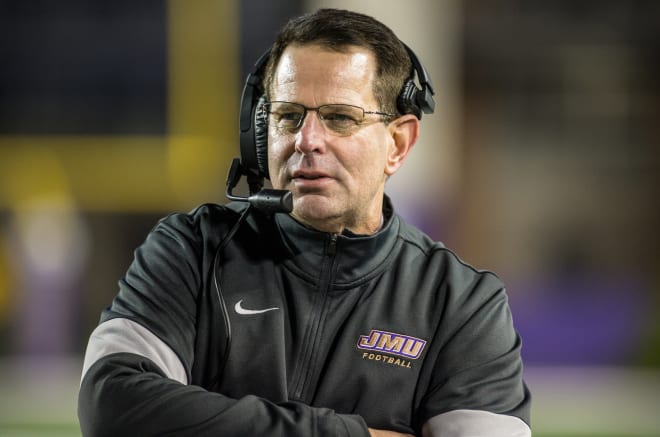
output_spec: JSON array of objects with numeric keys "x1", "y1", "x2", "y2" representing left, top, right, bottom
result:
[{"x1": 213, "y1": 259, "x2": 435, "y2": 424}]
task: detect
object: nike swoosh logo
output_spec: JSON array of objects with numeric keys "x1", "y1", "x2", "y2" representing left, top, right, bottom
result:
[{"x1": 234, "y1": 299, "x2": 280, "y2": 315}]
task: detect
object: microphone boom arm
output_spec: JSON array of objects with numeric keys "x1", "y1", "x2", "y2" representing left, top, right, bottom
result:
[{"x1": 226, "y1": 158, "x2": 293, "y2": 214}]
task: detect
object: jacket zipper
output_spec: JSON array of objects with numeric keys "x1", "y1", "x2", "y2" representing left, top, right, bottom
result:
[
  {"x1": 290, "y1": 233, "x2": 338, "y2": 401},
  {"x1": 327, "y1": 233, "x2": 338, "y2": 256}
]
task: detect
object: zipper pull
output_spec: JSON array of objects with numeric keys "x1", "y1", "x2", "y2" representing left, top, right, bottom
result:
[{"x1": 327, "y1": 233, "x2": 338, "y2": 256}]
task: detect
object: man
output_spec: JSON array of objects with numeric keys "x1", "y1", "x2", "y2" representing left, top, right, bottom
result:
[{"x1": 78, "y1": 8, "x2": 531, "y2": 437}]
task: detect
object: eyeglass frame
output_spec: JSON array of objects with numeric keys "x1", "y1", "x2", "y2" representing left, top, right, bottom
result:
[{"x1": 263, "y1": 101, "x2": 396, "y2": 135}]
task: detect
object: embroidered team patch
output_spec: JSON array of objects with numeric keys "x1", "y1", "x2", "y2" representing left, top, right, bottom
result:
[{"x1": 357, "y1": 329, "x2": 426, "y2": 359}]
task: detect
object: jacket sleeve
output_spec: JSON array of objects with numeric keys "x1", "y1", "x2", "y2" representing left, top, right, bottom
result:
[
  {"x1": 416, "y1": 259, "x2": 532, "y2": 436},
  {"x1": 77, "y1": 208, "x2": 370, "y2": 437},
  {"x1": 78, "y1": 349, "x2": 368, "y2": 436}
]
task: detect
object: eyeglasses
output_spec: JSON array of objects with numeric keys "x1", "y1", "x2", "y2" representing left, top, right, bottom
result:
[{"x1": 264, "y1": 101, "x2": 395, "y2": 136}]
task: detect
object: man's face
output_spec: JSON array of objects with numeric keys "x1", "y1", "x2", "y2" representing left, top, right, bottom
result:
[{"x1": 267, "y1": 44, "x2": 396, "y2": 235}]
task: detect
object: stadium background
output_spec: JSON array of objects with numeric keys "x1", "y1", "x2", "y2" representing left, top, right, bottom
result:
[{"x1": 0, "y1": 0, "x2": 659, "y2": 435}]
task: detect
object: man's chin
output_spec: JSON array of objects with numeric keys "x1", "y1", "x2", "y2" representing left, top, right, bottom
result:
[
  {"x1": 293, "y1": 192, "x2": 331, "y2": 208},
  {"x1": 291, "y1": 197, "x2": 342, "y2": 229}
]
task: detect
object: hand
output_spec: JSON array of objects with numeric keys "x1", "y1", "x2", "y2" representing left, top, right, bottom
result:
[{"x1": 368, "y1": 428, "x2": 414, "y2": 437}]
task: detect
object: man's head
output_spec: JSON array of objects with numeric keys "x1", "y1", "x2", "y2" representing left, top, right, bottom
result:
[
  {"x1": 263, "y1": 8, "x2": 413, "y2": 118},
  {"x1": 264, "y1": 9, "x2": 422, "y2": 235}
]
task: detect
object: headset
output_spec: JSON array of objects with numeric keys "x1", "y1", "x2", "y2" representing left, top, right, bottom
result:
[{"x1": 229, "y1": 41, "x2": 435, "y2": 202}]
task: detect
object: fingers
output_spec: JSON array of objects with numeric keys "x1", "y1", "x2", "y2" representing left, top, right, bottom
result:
[{"x1": 368, "y1": 428, "x2": 415, "y2": 437}]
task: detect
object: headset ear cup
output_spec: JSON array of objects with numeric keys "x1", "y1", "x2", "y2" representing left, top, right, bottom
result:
[
  {"x1": 397, "y1": 79, "x2": 421, "y2": 119},
  {"x1": 254, "y1": 96, "x2": 270, "y2": 179}
]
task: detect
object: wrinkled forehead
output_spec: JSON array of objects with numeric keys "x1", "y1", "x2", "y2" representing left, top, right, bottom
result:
[{"x1": 270, "y1": 44, "x2": 378, "y2": 106}]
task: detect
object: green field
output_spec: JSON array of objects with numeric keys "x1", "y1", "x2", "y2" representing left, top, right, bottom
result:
[{"x1": 1, "y1": 358, "x2": 658, "y2": 436}]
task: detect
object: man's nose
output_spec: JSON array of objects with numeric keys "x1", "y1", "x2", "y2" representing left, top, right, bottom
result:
[{"x1": 294, "y1": 110, "x2": 326, "y2": 153}]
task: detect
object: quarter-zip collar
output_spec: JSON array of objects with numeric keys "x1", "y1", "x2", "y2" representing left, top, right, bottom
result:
[{"x1": 274, "y1": 195, "x2": 400, "y2": 286}]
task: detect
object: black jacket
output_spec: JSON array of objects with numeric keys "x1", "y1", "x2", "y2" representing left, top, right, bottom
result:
[{"x1": 78, "y1": 198, "x2": 531, "y2": 436}]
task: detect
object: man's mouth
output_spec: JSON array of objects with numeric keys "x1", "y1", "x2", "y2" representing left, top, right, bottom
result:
[{"x1": 291, "y1": 170, "x2": 330, "y2": 180}]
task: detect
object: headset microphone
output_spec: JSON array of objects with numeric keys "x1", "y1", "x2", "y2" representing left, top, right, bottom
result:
[
  {"x1": 225, "y1": 158, "x2": 293, "y2": 214},
  {"x1": 226, "y1": 48, "x2": 292, "y2": 215},
  {"x1": 245, "y1": 188, "x2": 293, "y2": 214}
]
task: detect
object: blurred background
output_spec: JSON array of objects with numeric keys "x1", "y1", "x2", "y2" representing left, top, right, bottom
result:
[{"x1": 0, "y1": 0, "x2": 659, "y2": 435}]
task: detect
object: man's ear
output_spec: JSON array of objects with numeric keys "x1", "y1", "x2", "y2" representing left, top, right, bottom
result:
[{"x1": 385, "y1": 114, "x2": 419, "y2": 176}]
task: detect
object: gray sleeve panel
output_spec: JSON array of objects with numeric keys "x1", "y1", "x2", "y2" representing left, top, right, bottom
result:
[
  {"x1": 422, "y1": 410, "x2": 531, "y2": 437},
  {"x1": 80, "y1": 317, "x2": 188, "y2": 385}
]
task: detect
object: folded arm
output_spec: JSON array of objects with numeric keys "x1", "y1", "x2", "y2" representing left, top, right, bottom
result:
[{"x1": 78, "y1": 317, "x2": 371, "y2": 437}]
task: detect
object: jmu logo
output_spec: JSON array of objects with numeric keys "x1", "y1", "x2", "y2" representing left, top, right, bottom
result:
[{"x1": 357, "y1": 329, "x2": 426, "y2": 359}]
